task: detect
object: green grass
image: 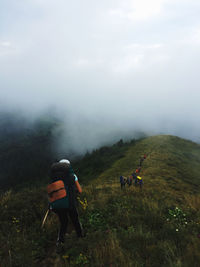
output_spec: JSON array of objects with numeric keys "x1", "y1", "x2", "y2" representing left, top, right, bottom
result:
[{"x1": 0, "y1": 135, "x2": 200, "y2": 266}]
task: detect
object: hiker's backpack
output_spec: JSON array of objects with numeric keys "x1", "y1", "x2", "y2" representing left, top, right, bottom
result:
[
  {"x1": 47, "y1": 180, "x2": 67, "y2": 203},
  {"x1": 47, "y1": 162, "x2": 76, "y2": 209},
  {"x1": 47, "y1": 178, "x2": 70, "y2": 209}
]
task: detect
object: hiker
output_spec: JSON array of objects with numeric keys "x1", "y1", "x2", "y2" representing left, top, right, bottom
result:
[
  {"x1": 132, "y1": 173, "x2": 138, "y2": 185},
  {"x1": 143, "y1": 154, "x2": 147, "y2": 159},
  {"x1": 47, "y1": 159, "x2": 84, "y2": 249},
  {"x1": 135, "y1": 167, "x2": 141, "y2": 175},
  {"x1": 120, "y1": 176, "x2": 126, "y2": 189},
  {"x1": 126, "y1": 176, "x2": 132, "y2": 186},
  {"x1": 137, "y1": 176, "x2": 143, "y2": 189}
]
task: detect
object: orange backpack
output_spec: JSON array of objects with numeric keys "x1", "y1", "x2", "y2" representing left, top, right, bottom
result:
[{"x1": 47, "y1": 180, "x2": 67, "y2": 203}]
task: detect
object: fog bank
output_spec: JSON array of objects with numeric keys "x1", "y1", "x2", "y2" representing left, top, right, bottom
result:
[{"x1": 1, "y1": 0, "x2": 200, "y2": 152}]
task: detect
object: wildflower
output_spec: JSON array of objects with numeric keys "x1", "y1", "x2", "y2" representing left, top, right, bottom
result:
[
  {"x1": 185, "y1": 222, "x2": 188, "y2": 224},
  {"x1": 62, "y1": 255, "x2": 69, "y2": 259},
  {"x1": 174, "y1": 215, "x2": 176, "y2": 217},
  {"x1": 176, "y1": 229, "x2": 179, "y2": 232},
  {"x1": 78, "y1": 197, "x2": 88, "y2": 210}
]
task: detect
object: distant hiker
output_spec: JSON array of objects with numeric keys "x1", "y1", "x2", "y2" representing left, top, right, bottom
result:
[
  {"x1": 135, "y1": 167, "x2": 141, "y2": 174},
  {"x1": 132, "y1": 172, "x2": 137, "y2": 178},
  {"x1": 139, "y1": 157, "x2": 144, "y2": 166},
  {"x1": 126, "y1": 176, "x2": 132, "y2": 187},
  {"x1": 143, "y1": 154, "x2": 147, "y2": 159},
  {"x1": 137, "y1": 176, "x2": 143, "y2": 189},
  {"x1": 120, "y1": 176, "x2": 126, "y2": 189},
  {"x1": 132, "y1": 173, "x2": 138, "y2": 185},
  {"x1": 47, "y1": 159, "x2": 84, "y2": 250}
]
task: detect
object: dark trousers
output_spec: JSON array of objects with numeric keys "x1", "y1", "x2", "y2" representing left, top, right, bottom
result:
[
  {"x1": 121, "y1": 183, "x2": 125, "y2": 189},
  {"x1": 54, "y1": 208, "x2": 83, "y2": 242},
  {"x1": 139, "y1": 180, "x2": 143, "y2": 189}
]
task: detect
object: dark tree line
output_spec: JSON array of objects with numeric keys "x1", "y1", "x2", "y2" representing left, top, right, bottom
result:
[{"x1": 0, "y1": 112, "x2": 57, "y2": 190}]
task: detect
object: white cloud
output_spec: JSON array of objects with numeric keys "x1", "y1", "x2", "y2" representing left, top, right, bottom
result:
[
  {"x1": 0, "y1": 41, "x2": 15, "y2": 57},
  {"x1": 124, "y1": 43, "x2": 163, "y2": 50},
  {"x1": 109, "y1": 42, "x2": 168, "y2": 73},
  {"x1": 129, "y1": 0, "x2": 165, "y2": 20},
  {"x1": 189, "y1": 27, "x2": 200, "y2": 44},
  {"x1": 74, "y1": 57, "x2": 105, "y2": 69},
  {"x1": 111, "y1": 54, "x2": 144, "y2": 73},
  {"x1": 110, "y1": 0, "x2": 166, "y2": 21},
  {"x1": 75, "y1": 58, "x2": 91, "y2": 68},
  {"x1": 0, "y1": 41, "x2": 11, "y2": 47}
]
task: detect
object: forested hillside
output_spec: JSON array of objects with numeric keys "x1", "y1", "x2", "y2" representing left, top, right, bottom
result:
[{"x1": 0, "y1": 112, "x2": 58, "y2": 189}]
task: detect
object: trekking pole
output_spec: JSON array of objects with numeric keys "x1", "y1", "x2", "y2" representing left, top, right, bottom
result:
[{"x1": 41, "y1": 209, "x2": 49, "y2": 229}]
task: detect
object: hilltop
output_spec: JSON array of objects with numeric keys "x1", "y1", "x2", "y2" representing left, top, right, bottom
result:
[{"x1": 0, "y1": 135, "x2": 200, "y2": 266}]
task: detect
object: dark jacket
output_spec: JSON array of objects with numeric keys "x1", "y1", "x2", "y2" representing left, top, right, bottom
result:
[{"x1": 120, "y1": 176, "x2": 126, "y2": 184}]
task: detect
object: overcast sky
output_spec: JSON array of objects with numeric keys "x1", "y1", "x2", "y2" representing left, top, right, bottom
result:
[{"x1": 1, "y1": 0, "x2": 200, "y2": 153}]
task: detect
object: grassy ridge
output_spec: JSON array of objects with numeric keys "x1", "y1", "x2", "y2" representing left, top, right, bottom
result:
[
  {"x1": 72, "y1": 138, "x2": 137, "y2": 184},
  {"x1": 0, "y1": 135, "x2": 200, "y2": 266}
]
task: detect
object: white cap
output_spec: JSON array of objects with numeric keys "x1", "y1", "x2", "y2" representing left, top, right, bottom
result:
[{"x1": 59, "y1": 159, "x2": 70, "y2": 164}]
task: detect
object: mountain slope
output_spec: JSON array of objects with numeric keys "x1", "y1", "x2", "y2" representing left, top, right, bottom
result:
[
  {"x1": 1, "y1": 135, "x2": 200, "y2": 267},
  {"x1": 96, "y1": 135, "x2": 200, "y2": 192}
]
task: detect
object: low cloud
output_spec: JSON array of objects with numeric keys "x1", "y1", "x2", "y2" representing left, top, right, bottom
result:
[{"x1": 0, "y1": 0, "x2": 200, "y2": 153}]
